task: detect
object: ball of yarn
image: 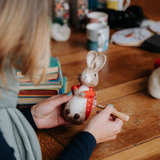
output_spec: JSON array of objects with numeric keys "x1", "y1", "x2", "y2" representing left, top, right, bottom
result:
[{"x1": 51, "y1": 23, "x2": 71, "y2": 42}]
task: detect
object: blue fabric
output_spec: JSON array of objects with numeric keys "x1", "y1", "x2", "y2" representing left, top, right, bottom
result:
[
  {"x1": 20, "y1": 107, "x2": 38, "y2": 131},
  {"x1": 57, "y1": 131, "x2": 97, "y2": 160},
  {"x1": 0, "y1": 131, "x2": 16, "y2": 160}
]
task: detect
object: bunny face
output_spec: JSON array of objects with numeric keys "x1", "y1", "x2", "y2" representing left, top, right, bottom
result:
[
  {"x1": 78, "y1": 67, "x2": 99, "y2": 87},
  {"x1": 78, "y1": 50, "x2": 107, "y2": 87}
]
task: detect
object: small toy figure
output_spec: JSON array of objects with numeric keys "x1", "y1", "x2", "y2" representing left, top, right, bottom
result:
[
  {"x1": 63, "y1": 50, "x2": 107, "y2": 124},
  {"x1": 51, "y1": 23, "x2": 71, "y2": 42},
  {"x1": 148, "y1": 58, "x2": 160, "y2": 99}
]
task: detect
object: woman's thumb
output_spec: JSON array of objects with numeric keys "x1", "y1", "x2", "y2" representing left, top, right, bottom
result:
[{"x1": 53, "y1": 91, "x2": 72, "y2": 106}]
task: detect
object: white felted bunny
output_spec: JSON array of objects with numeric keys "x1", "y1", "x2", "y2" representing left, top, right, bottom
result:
[
  {"x1": 148, "y1": 58, "x2": 160, "y2": 99},
  {"x1": 51, "y1": 23, "x2": 71, "y2": 41},
  {"x1": 63, "y1": 50, "x2": 107, "y2": 124}
]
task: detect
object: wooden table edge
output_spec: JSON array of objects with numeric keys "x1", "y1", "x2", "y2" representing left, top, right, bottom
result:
[{"x1": 101, "y1": 136, "x2": 160, "y2": 160}]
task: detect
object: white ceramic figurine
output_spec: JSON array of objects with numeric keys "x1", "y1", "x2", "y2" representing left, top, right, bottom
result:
[
  {"x1": 63, "y1": 50, "x2": 107, "y2": 124},
  {"x1": 51, "y1": 23, "x2": 71, "y2": 41},
  {"x1": 148, "y1": 58, "x2": 160, "y2": 99}
]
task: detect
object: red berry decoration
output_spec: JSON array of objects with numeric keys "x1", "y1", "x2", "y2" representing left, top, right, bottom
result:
[{"x1": 154, "y1": 58, "x2": 160, "y2": 69}]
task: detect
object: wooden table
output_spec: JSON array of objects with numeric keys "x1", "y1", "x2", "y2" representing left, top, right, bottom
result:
[{"x1": 36, "y1": 28, "x2": 160, "y2": 160}]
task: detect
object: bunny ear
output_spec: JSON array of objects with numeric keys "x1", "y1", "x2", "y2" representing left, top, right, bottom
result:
[
  {"x1": 93, "y1": 54, "x2": 107, "y2": 72},
  {"x1": 86, "y1": 50, "x2": 98, "y2": 68}
]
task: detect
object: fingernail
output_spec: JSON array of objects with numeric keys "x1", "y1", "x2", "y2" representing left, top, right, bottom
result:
[
  {"x1": 109, "y1": 104, "x2": 114, "y2": 108},
  {"x1": 106, "y1": 104, "x2": 114, "y2": 108},
  {"x1": 67, "y1": 91, "x2": 72, "y2": 96}
]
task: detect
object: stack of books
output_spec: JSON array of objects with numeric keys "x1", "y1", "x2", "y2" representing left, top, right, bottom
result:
[{"x1": 17, "y1": 55, "x2": 67, "y2": 105}]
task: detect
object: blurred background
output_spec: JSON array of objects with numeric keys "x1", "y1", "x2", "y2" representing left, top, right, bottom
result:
[{"x1": 51, "y1": 0, "x2": 160, "y2": 29}]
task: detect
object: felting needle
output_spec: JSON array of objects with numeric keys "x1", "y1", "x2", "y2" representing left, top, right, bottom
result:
[{"x1": 92, "y1": 103, "x2": 129, "y2": 122}]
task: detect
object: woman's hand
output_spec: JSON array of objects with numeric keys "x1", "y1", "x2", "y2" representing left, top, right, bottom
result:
[
  {"x1": 83, "y1": 104, "x2": 123, "y2": 143},
  {"x1": 31, "y1": 93, "x2": 72, "y2": 129}
]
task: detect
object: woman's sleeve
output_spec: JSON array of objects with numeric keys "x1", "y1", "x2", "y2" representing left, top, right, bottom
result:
[
  {"x1": 19, "y1": 106, "x2": 38, "y2": 131},
  {"x1": 56, "y1": 131, "x2": 97, "y2": 160},
  {"x1": 0, "y1": 131, "x2": 16, "y2": 160}
]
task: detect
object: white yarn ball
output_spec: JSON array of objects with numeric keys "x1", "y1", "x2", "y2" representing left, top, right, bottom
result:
[
  {"x1": 51, "y1": 23, "x2": 71, "y2": 42},
  {"x1": 148, "y1": 68, "x2": 160, "y2": 99}
]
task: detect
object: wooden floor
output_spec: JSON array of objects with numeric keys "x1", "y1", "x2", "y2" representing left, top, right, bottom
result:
[{"x1": 36, "y1": 25, "x2": 160, "y2": 159}]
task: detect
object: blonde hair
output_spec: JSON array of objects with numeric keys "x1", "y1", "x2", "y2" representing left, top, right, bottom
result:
[{"x1": 0, "y1": 0, "x2": 51, "y2": 85}]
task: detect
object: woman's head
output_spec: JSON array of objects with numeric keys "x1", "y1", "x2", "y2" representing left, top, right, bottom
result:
[{"x1": 0, "y1": 0, "x2": 51, "y2": 84}]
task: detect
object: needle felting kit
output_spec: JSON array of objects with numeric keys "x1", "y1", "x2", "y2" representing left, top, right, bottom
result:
[
  {"x1": 111, "y1": 28, "x2": 152, "y2": 47},
  {"x1": 111, "y1": 21, "x2": 160, "y2": 53},
  {"x1": 63, "y1": 50, "x2": 129, "y2": 124}
]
